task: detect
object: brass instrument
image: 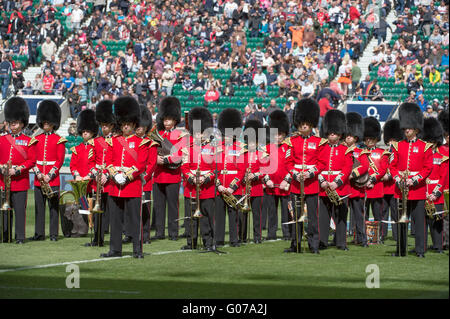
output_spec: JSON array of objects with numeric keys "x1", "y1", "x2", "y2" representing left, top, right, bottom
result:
[
  {"x1": 425, "y1": 199, "x2": 437, "y2": 219},
  {"x1": 1, "y1": 161, "x2": 12, "y2": 211},
  {"x1": 326, "y1": 188, "x2": 345, "y2": 206},
  {"x1": 148, "y1": 125, "x2": 182, "y2": 170},
  {"x1": 241, "y1": 167, "x2": 252, "y2": 213},
  {"x1": 297, "y1": 174, "x2": 307, "y2": 223},
  {"x1": 91, "y1": 166, "x2": 104, "y2": 214},
  {"x1": 40, "y1": 178, "x2": 59, "y2": 198},
  {"x1": 398, "y1": 171, "x2": 409, "y2": 223},
  {"x1": 192, "y1": 156, "x2": 203, "y2": 218}
]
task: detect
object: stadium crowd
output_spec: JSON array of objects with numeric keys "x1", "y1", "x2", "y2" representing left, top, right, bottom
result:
[{"x1": 0, "y1": 0, "x2": 448, "y2": 121}]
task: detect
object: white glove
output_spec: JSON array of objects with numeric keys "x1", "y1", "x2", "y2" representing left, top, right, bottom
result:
[{"x1": 114, "y1": 173, "x2": 127, "y2": 185}]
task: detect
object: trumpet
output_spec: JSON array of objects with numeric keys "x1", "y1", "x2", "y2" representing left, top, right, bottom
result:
[
  {"x1": 1, "y1": 161, "x2": 12, "y2": 211},
  {"x1": 192, "y1": 164, "x2": 203, "y2": 218},
  {"x1": 325, "y1": 188, "x2": 348, "y2": 206},
  {"x1": 425, "y1": 199, "x2": 438, "y2": 220},
  {"x1": 40, "y1": 177, "x2": 59, "y2": 198}
]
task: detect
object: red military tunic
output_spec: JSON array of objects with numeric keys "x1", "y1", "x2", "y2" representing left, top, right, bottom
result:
[
  {"x1": 426, "y1": 148, "x2": 448, "y2": 205},
  {"x1": 317, "y1": 142, "x2": 353, "y2": 197},
  {"x1": 181, "y1": 137, "x2": 216, "y2": 199},
  {"x1": 143, "y1": 139, "x2": 158, "y2": 192},
  {"x1": 105, "y1": 135, "x2": 149, "y2": 198},
  {"x1": 30, "y1": 132, "x2": 66, "y2": 187},
  {"x1": 241, "y1": 148, "x2": 268, "y2": 197},
  {"x1": 390, "y1": 139, "x2": 433, "y2": 200},
  {"x1": 69, "y1": 140, "x2": 96, "y2": 193},
  {"x1": 92, "y1": 135, "x2": 113, "y2": 194},
  {"x1": 348, "y1": 145, "x2": 369, "y2": 199},
  {"x1": 287, "y1": 133, "x2": 327, "y2": 195},
  {"x1": 261, "y1": 140, "x2": 293, "y2": 197},
  {"x1": 153, "y1": 128, "x2": 188, "y2": 184},
  {"x1": 0, "y1": 133, "x2": 35, "y2": 191},
  {"x1": 365, "y1": 147, "x2": 389, "y2": 199},
  {"x1": 439, "y1": 144, "x2": 449, "y2": 192},
  {"x1": 216, "y1": 141, "x2": 246, "y2": 196}
]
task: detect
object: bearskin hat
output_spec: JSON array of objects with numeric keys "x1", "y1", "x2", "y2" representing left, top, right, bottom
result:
[
  {"x1": 218, "y1": 108, "x2": 243, "y2": 136},
  {"x1": 320, "y1": 109, "x2": 346, "y2": 138},
  {"x1": 268, "y1": 110, "x2": 290, "y2": 135},
  {"x1": 188, "y1": 107, "x2": 213, "y2": 135},
  {"x1": 36, "y1": 99, "x2": 61, "y2": 130},
  {"x1": 363, "y1": 116, "x2": 381, "y2": 141},
  {"x1": 345, "y1": 112, "x2": 364, "y2": 141},
  {"x1": 112, "y1": 96, "x2": 140, "y2": 127},
  {"x1": 383, "y1": 119, "x2": 404, "y2": 144},
  {"x1": 138, "y1": 104, "x2": 152, "y2": 132},
  {"x1": 243, "y1": 118, "x2": 264, "y2": 145},
  {"x1": 95, "y1": 100, "x2": 115, "y2": 124},
  {"x1": 293, "y1": 97, "x2": 320, "y2": 128},
  {"x1": 156, "y1": 96, "x2": 181, "y2": 130},
  {"x1": 77, "y1": 109, "x2": 99, "y2": 137},
  {"x1": 438, "y1": 110, "x2": 449, "y2": 136},
  {"x1": 421, "y1": 117, "x2": 443, "y2": 146},
  {"x1": 399, "y1": 102, "x2": 423, "y2": 132},
  {"x1": 4, "y1": 97, "x2": 30, "y2": 127}
]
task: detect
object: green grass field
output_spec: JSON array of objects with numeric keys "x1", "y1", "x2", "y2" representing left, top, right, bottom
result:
[{"x1": 0, "y1": 191, "x2": 448, "y2": 299}]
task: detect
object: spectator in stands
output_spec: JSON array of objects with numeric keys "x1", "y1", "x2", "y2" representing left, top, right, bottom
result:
[
  {"x1": 256, "y1": 82, "x2": 268, "y2": 98},
  {"x1": 423, "y1": 105, "x2": 438, "y2": 118},
  {"x1": 62, "y1": 71, "x2": 75, "y2": 93},
  {"x1": 68, "y1": 87, "x2": 82, "y2": 119},
  {"x1": 253, "y1": 67, "x2": 267, "y2": 87},
  {"x1": 351, "y1": 59, "x2": 361, "y2": 95},
  {"x1": 377, "y1": 60, "x2": 390, "y2": 78},
  {"x1": 318, "y1": 93, "x2": 334, "y2": 127},
  {"x1": 222, "y1": 79, "x2": 235, "y2": 98},
  {"x1": 416, "y1": 93, "x2": 429, "y2": 112},
  {"x1": 429, "y1": 66, "x2": 441, "y2": 86},
  {"x1": 205, "y1": 84, "x2": 220, "y2": 104},
  {"x1": 161, "y1": 64, "x2": 176, "y2": 95},
  {"x1": 0, "y1": 54, "x2": 12, "y2": 99},
  {"x1": 42, "y1": 68, "x2": 55, "y2": 95},
  {"x1": 41, "y1": 37, "x2": 57, "y2": 63},
  {"x1": 22, "y1": 81, "x2": 33, "y2": 95}
]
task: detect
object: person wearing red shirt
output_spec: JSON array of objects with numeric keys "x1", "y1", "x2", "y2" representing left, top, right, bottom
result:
[
  {"x1": 204, "y1": 85, "x2": 220, "y2": 103},
  {"x1": 101, "y1": 97, "x2": 150, "y2": 259},
  {"x1": 437, "y1": 111, "x2": 449, "y2": 250},
  {"x1": 285, "y1": 98, "x2": 326, "y2": 254},
  {"x1": 380, "y1": 119, "x2": 403, "y2": 242},
  {"x1": 261, "y1": 110, "x2": 293, "y2": 241},
  {"x1": 362, "y1": 117, "x2": 389, "y2": 242},
  {"x1": 215, "y1": 109, "x2": 246, "y2": 247},
  {"x1": 29, "y1": 100, "x2": 66, "y2": 242},
  {"x1": 152, "y1": 97, "x2": 188, "y2": 241},
  {"x1": 317, "y1": 110, "x2": 353, "y2": 251},
  {"x1": 180, "y1": 107, "x2": 217, "y2": 251},
  {"x1": 421, "y1": 117, "x2": 447, "y2": 253},
  {"x1": 390, "y1": 103, "x2": 433, "y2": 258},
  {"x1": 345, "y1": 113, "x2": 369, "y2": 247},
  {"x1": 69, "y1": 110, "x2": 98, "y2": 238},
  {"x1": 0, "y1": 97, "x2": 35, "y2": 244},
  {"x1": 42, "y1": 68, "x2": 55, "y2": 94}
]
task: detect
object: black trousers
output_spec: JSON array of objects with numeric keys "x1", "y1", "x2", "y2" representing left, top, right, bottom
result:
[
  {"x1": 381, "y1": 194, "x2": 398, "y2": 240},
  {"x1": 261, "y1": 192, "x2": 269, "y2": 230},
  {"x1": 91, "y1": 192, "x2": 109, "y2": 244},
  {"x1": 184, "y1": 197, "x2": 215, "y2": 248},
  {"x1": 427, "y1": 203, "x2": 444, "y2": 250},
  {"x1": 216, "y1": 195, "x2": 241, "y2": 244},
  {"x1": 365, "y1": 197, "x2": 383, "y2": 221},
  {"x1": 1, "y1": 191, "x2": 27, "y2": 241},
  {"x1": 265, "y1": 194, "x2": 290, "y2": 239},
  {"x1": 34, "y1": 186, "x2": 60, "y2": 238},
  {"x1": 153, "y1": 182, "x2": 180, "y2": 238},
  {"x1": 349, "y1": 197, "x2": 366, "y2": 245},
  {"x1": 142, "y1": 191, "x2": 152, "y2": 241},
  {"x1": 107, "y1": 196, "x2": 142, "y2": 254},
  {"x1": 407, "y1": 200, "x2": 427, "y2": 254},
  {"x1": 238, "y1": 196, "x2": 264, "y2": 242},
  {"x1": 319, "y1": 196, "x2": 349, "y2": 248},
  {"x1": 290, "y1": 194, "x2": 319, "y2": 251}
]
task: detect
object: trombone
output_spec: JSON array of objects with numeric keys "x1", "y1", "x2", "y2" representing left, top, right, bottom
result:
[{"x1": 1, "y1": 161, "x2": 12, "y2": 243}]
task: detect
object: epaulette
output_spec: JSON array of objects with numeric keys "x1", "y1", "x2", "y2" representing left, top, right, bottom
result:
[
  {"x1": 57, "y1": 137, "x2": 68, "y2": 144},
  {"x1": 70, "y1": 146, "x2": 77, "y2": 155},
  {"x1": 360, "y1": 149, "x2": 371, "y2": 156},
  {"x1": 139, "y1": 138, "x2": 151, "y2": 148},
  {"x1": 260, "y1": 151, "x2": 269, "y2": 159},
  {"x1": 441, "y1": 156, "x2": 449, "y2": 163},
  {"x1": 424, "y1": 142, "x2": 434, "y2": 152},
  {"x1": 391, "y1": 141, "x2": 398, "y2": 151},
  {"x1": 319, "y1": 138, "x2": 328, "y2": 146},
  {"x1": 150, "y1": 140, "x2": 159, "y2": 148},
  {"x1": 382, "y1": 149, "x2": 391, "y2": 157},
  {"x1": 239, "y1": 141, "x2": 247, "y2": 149},
  {"x1": 177, "y1": 129, "x2": 190, "y2": 139},
  {"x1": 28, "y1": 137, "x2": 38, "y2": 146},
  {"x1": 87, "y1": 138, "x2": 95, "y2": 146},
  {"x1": 282, "y1": 137, "x2": 292, "y2": 147},
  {"x1": 181, "y1": 147, "x2": 190, "y2": 155},
  {"x1": 345, "y1": 145, "x2": 355, "y2": 155},
  {"x1": 240, "y1": 147, "x2": 248, "y2": 155},
  {"x1": 105, "y1": 137, "x2": 113, "y2": 146}
]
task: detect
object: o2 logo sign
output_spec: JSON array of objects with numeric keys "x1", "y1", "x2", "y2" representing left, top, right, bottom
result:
[{"x1": 367, "y1": 106, "x2": 380, "y2": 120}]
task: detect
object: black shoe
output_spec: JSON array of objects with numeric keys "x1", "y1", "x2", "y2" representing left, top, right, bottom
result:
[
  {"x1": 337, "y1": 246, "x2": 349, "y2": 251},
  {"x1": 100, "y1": 251, "x2": 122, "y2": 258},
  {"x1": 230, "y1": 242, "x2": 240, "y2": 247},
  {"x1": 28, "y1": 235, "x2": 45, "y2": 241},
  {"x1": 436, "y1": 250, "x2": 444, "y2": 254},
  {"x1": 16, "y1": 239, "x2": 24, "y2": 244},
  {"x1": 215, "y1": 241, "x2": 225, "y2": 247},
  {"x1": 284, "y1": 247, "x2": 300, "y2": 253},
  {"x1": 311, "y1": 249, "x2": 320, "y2": 254},
  {"x1": 151, "y1": 235, "x2": 165, "y2": 240},
  {"x1": 85, "y1": 242, "x2": 103, "y2": 247},
  {"x1": 133, "y1": 252, "x2": 144, "y2": 259},
  {"x1": 283, "y1": 237, "x2": 290, "y2": 241},
  {"x1": 416, "y1": 253, "x2": 425, "y2": 258},
  {"x1": 319, "y1": 243, "x2": 327, "y2": 250},
  {"x1": 329, "y1": 242, "x2": 336, "y2": 247},
  {"x1": 181, "y1": 245, "x2": 195, "y2": 250},
  {"x1": 169, "y1": 237, "x2": 178, "y2": 241},
  {"x1": 122, "y1": 236, "x2": 132, "y2": 244},
  {"x1": 362, "y1": 243, "x2": 369, "y2": 248},
  {"x1": 179, "y1": 233, "x2": 187, "y2": 238},
  {"x1": 50, "y1": 236, "x2": 58, "y2": 242},
  {"x1": 265, "y1": 237, "x2": 276, "y2": 241},
  {"x1": 409, "y1": 249, "x2": 416, "y2": 254},
  {"x1": 143, "y1": 240, "x2": 151, "y2": 244},
  {"x1": 254, "y1": 239, "x2": 262, "y2": 244}
]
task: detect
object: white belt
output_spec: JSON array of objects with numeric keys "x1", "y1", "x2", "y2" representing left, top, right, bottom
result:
[
  {"x1": 96, "y1": 164, "x2": 105, "y2": 169},
  {"x1": 399, "y1": 171, "x2": 419, "y2": 176},
  {"x1": 221, "y1": 170, "x2": 238, "y2": 174},
  {"x1": 320, "y1": 171, "x2": 341, "y2": 175},
  {"x1": 190, "y1": 170, "x2": 211, "y2": 175},
  {"x1": 36, "y1": 161, "x2": 56, "y2": 165},
  {"x1": 115, "y1": 166, "x2": 132, "y2": 171},
  {"x1": 294, "y1": 164, "x2": 315, "y2": 170},
  {"x1": 427, "y1": 179, "x2": 439, "y2": 184}
]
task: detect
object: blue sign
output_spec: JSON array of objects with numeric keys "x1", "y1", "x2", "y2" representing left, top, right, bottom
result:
[
  {"x1": 23, "y1": 96, "x2": 65, "y2": 116},
  {"x1": 346, "y1": 101, "x2": 397, "y2": 122}
]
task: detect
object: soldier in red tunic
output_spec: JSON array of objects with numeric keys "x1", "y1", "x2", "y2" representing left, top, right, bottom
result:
[
  {"x1": 101, "y1": 97, "x2": 149, "y2": 259},
  {"x1": 215, "y1": 108, "x2": 246, "y2": 247},
  {"x1": 152, "y1": 97, "x2": 187, "y2": 241},
  {"x1": 437, "y1": 111, "x2": 449, "y2": 249},
  {"x1": 390, "y1": 103, "x2": 433, "y2": 258},
  {"x1": 84, "y1": 100, "x2": 115, "y2": 247},
  {"x1": 284, "y1": 98, "x2": 325, "y2": 254},
  {"x1": 380, "y1": 119, "x2": 404, "y2": 242},
  {"x1": 421, "y1": 117, "x2": 447, "y2": 253},
  {"x1": 317, "y1": 110, "x2": 353, "y2": 251},
  {"x1": 363, "y1": 117, "x2": 389, "y2": 243},
  {"x1": 262, "y1": 110, "x2": 293, "y2": 241},
  {"x1": 29, "y1": 100, "x2": 66, "y2": 242},
  {"x1": 0, "y1": 97, "x2": 35, "y2": 243},
  {"x1": 180, "y1": 107, "x2": 216, "y2": 251},
  {"x1": 345, "y1": 112, "x2": 369, "y2": 247}
]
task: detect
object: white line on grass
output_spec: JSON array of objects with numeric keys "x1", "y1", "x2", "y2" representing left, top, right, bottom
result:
[{"x1": 0, "y1": 285, "x2": 140, "y2": 295}]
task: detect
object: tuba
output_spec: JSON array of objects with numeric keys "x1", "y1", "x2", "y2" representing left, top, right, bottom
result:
[
  {"x1": 59, "y1": 180, "x2": 90, "y2": 209},
  {"x1": 148, "y1": 125, "x2": 182, "y2": 170}
]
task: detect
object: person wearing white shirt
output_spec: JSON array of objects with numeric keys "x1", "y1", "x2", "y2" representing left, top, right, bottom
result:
[
  {"x1": 224, "y1": 0, "x2": 238, "y2": 19},
  {"x1": 317, "y1": 63, "x2": 329, "y2": 82},
  {"x1": 262, "y1": 52, "x2": 275, "y2": 69},
  {"x1": 253, "y1": 69, "x2": 267, "y2": 87},
  {"x1": 71, "y1": 5, "x2": 84, "y2": 30}
]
